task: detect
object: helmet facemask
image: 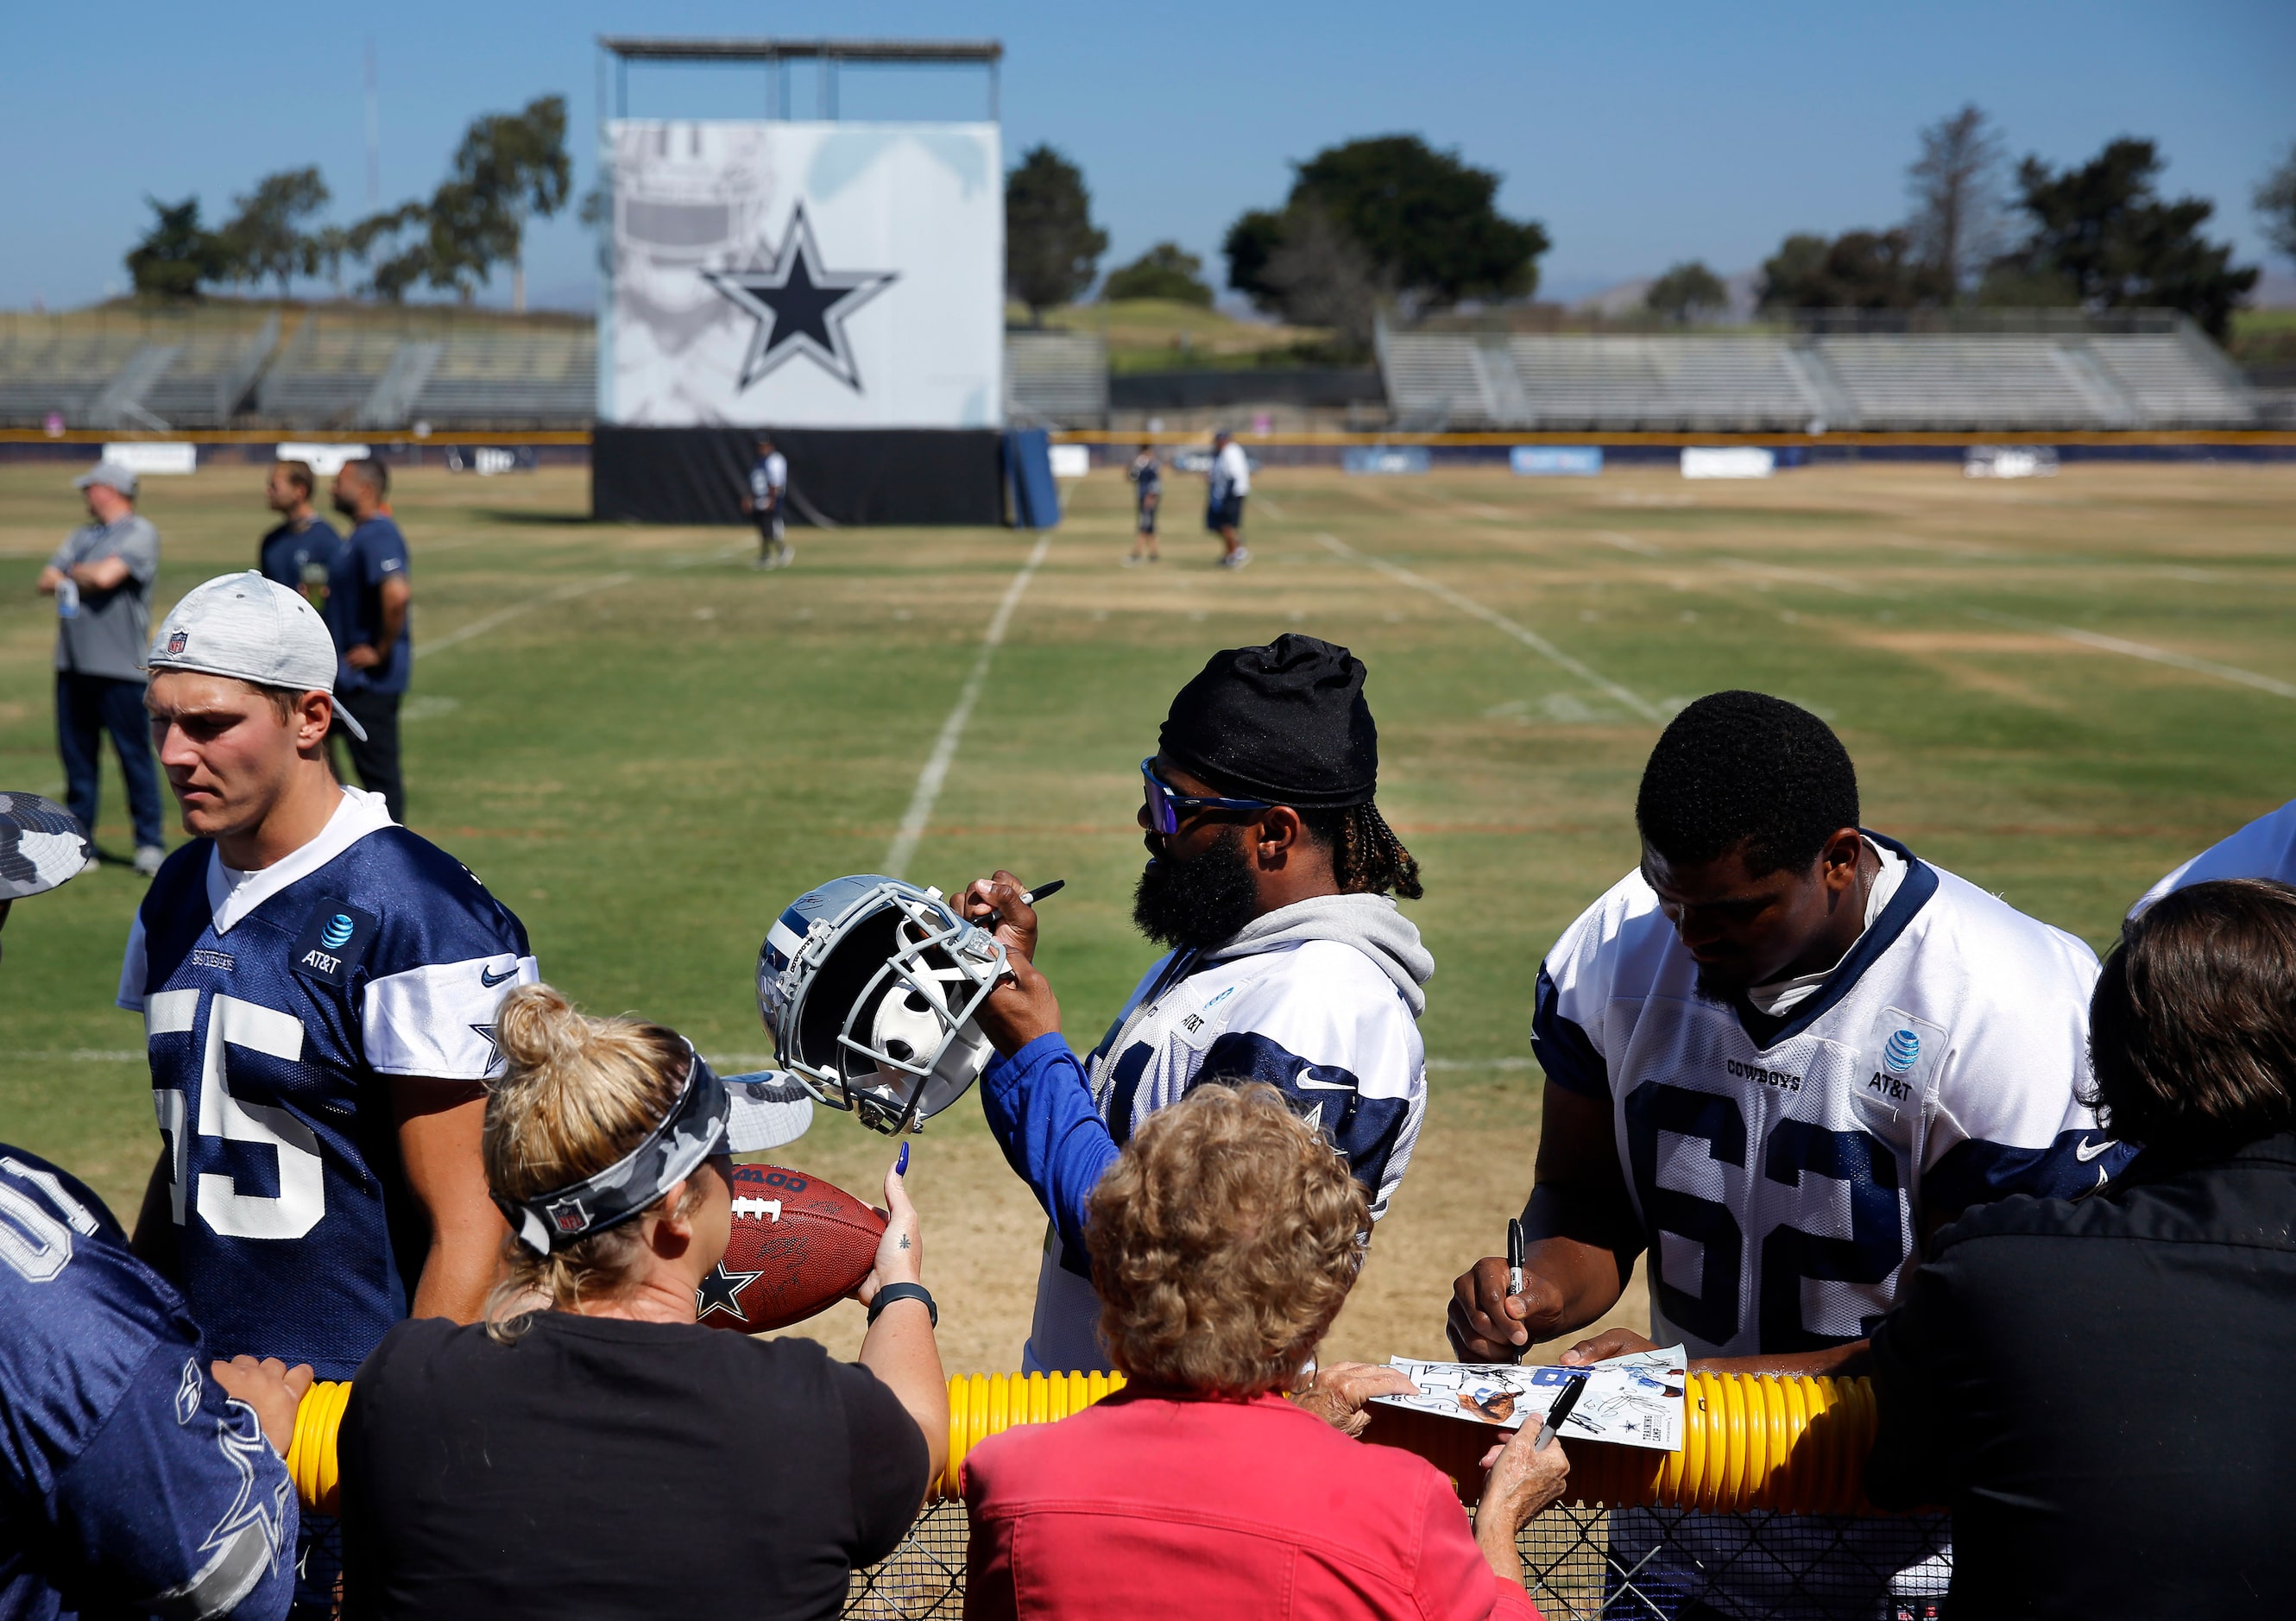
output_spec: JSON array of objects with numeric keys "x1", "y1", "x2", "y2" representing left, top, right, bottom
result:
[{"x1": 761, "y1": 880, "x2": 1005, "y2": 1134}]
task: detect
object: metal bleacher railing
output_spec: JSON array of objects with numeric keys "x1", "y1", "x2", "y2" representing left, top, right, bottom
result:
[
  {"x1": 0, "y1": 309, "x2": 280, "y2": 431},
  {"x1": 1377, "y1": 309, "x2": 2261, "y2": 434},
  {"x1": 284, "y1": 1368, "x2": 1948, "y2": 1620}
]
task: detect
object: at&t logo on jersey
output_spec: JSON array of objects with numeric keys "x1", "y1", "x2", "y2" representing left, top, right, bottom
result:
[{"x1": 288, "y1": 898, "x2": 378, "y2": 987}]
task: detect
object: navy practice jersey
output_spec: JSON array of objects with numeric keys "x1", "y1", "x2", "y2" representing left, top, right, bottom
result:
[
  {"x1": 117, "y1": 789, "x2": 537, "y2": 1379},
  {"x1": 0, "y1": 1146, "x2": 296, "y2": 1621},
  {"x1": 1536, "y1": 834, "x2": 2134, "y2": 1360}
]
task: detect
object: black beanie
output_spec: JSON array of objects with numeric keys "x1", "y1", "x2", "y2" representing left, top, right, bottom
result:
[{"x1": 1157, "y1": 634, "x2": 1378, "y2": 808}]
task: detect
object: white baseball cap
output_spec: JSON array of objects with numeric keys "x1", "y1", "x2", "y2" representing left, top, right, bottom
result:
[{"x1": 146, "y1": 571, "x2": 367, "y2": 741}]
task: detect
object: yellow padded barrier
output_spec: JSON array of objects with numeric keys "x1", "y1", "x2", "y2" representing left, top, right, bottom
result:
[{"x1": 283, "y1": 1368, "x2": 1885, "y2": 1516}]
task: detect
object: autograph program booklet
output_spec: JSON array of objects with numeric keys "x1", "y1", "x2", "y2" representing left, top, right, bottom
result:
[{"x1": 1372, "y1": 1347, "x2": 1687, "y2": 1451}]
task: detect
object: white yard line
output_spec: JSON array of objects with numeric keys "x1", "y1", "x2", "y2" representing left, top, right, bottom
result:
[
  {"x1": 1, "y1": 1050, "x2": 144, "y2": 1063},
  {"x1": 883, "y1": 534, "x2": 1056, "y2": 877},
  {"x1": 1966, "y1": 607, "x2": 2296, "y2": 701},
  {"x1": 414, "y1": 543, "x2": 744, "y2": 661},
  {"x1": 1316, "y1": 533, "x2": 1663, "y2": 722},
  {"x1": 416, "y1": 573, "x2": 635, "y2": 659},
  {"x1": 1593, "y1": 529, "x2": 1667, "y2": 557}
]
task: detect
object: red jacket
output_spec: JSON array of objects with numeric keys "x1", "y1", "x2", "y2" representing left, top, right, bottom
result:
[{"x1": 962, "y1": 1387, "x2": 1541, "y2": 1621}]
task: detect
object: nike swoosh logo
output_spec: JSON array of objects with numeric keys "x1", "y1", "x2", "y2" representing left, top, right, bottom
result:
[
  {"x1": 480, "y1": 963, "x2": 519, "y2": 987},
  {"x1": 1290, "y1": 1077, "x2": 1356, "y2": 1092},
  {"x1": 2074, "y1": 1136, "x2": 2116, "y2": 1162}
]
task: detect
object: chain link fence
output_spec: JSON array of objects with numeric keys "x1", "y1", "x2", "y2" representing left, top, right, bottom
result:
[{"x1": 844, "y1": 1499, "x2": 1951, "y2": 1620}]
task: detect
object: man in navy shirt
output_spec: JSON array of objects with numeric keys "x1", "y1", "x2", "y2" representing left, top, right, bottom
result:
[
  {"x1": 0, "y1": 792, "x2": 303, "y2": 1621},
  {"x1": 256, "y1": 461, "x2": 342, "y2": 614},
  {"x1": 325, "y1": 459, "x2": 412, "y2": 823}
]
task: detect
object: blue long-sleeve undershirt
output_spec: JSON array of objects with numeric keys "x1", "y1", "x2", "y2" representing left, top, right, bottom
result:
[{"x1": 978, "y1": 1032, "x2": 1120, "y2": 1271}]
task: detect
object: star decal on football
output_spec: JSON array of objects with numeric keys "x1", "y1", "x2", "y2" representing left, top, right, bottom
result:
[
  {"x1": 696, "y1": 1260, "x2": 766, "y2": 1321},
  {"x1": 701, "y1": 205, "x2": 897, "y2": 394}
]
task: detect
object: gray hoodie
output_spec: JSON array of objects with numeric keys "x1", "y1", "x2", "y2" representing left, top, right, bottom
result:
[{"x1": 1204, "y1": 892, "x2": 1435, "y2": 1017}]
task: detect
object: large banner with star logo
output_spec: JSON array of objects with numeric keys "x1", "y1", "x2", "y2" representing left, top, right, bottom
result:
[{"x1": 600, "y1": 120, "x2": 1004, "y2": 427}]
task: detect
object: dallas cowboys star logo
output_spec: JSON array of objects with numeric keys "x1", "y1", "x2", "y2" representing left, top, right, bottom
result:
[
  {"x1": 702, "y1": 205, "x2": 897, "y2": 393},
  {"x1": 697, "y1": 1258, "x2": 766, "y2": 1321},
  {"x1": 470, "y1": 1023, "x2": 502, "y2": 1071}
]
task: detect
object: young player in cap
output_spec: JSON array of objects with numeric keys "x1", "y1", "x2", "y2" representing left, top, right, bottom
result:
[
  {"x1": 119, "y1": 571, "x2": 539, "y2": 1608},
  {"x1": 0, "y1": 793, "x2": 304, "y2": 1621},
  {"x1": 122, "y1": 572, "x2": 538, "y2": 1378},
  {"x1": 1447, "y1": 691, "x2": 2131, "y2": 1615},
  {"x1": 956, "y1": 634, "x2": 1432, "y2": 1372}
]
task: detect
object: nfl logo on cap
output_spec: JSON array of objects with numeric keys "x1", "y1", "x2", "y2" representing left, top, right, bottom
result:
[
  {"x1": 167, "y1": 630, "x2": 187, "y2": 654},
  {"x1": 546, "y1": 1195, "x2": 592, "y2": 1235}
]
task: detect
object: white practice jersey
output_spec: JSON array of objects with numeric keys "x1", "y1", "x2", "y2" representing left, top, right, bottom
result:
[
  {"x1": 2131, "y1": 798, "x2": 2296, "y2": 918},
  {"x1": 1026, "y1": 918, "x2": 1428, "y2": 1372},
  {"x1": 1535, "y1": 834, "x2": 2126, "y2": 1360},
  {"x1": 1209, "y1": 441, "x2": 1251, "y2": 502}
]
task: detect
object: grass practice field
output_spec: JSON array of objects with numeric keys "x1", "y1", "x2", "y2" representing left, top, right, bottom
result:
[{"x1": 4, "y1": 455, "x2": 2293, "y2": 1372}]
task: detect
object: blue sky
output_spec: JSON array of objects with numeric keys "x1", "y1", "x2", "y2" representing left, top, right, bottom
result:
[{"x1": 3, "y1": 0, "x2": 2289, "y2": 312}]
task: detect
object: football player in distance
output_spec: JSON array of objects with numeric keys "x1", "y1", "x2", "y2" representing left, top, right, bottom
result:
[
  {"x1": 1448, "y1": 691, "x2": 2128, "y2": 1375},
  {"x1": 0, "y1": 793, "x2": 305, "y2": 1621},
  {"x1": 1448, "y1": 691, "x2": 2129, "y2": 1617},
  {"x1": 956, "y1": 633, "x2": 1435, "y2": 1374},
  {"x1": 121, "y1": 573, "x2": 538, "y2": 1373},
  {"x1": 326, "y1": 985, "x2": 940, "y2": 1621},
  {"x1": 964, "y1": 1084, "x2": 1567, "y2": 1618}
]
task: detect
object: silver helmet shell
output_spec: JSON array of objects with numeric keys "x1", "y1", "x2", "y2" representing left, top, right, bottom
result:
[{"x1": 757, "y1": 875, "x2": 1006, "y2": 1135}]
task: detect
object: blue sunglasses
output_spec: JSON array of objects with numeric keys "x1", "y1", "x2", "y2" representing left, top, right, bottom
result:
[{"x1": 1140, "y1": 759, "x2": 1273, "y2": 836}]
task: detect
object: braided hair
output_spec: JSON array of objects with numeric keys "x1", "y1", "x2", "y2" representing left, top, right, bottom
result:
[{"x1": 1301, "y1": 802, "x2": 1423, "y2": 901}]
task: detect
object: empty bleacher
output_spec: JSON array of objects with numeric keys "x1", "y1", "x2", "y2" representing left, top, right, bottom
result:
[
  {"x1": 409, "y1": 327, "x2": 595, "y2": 428},
  {"x1": 253, "y1": 316, "x2": 409, "y2": 427},
  {"x1": 1378, "y1": 314, "x2": 2262, "y2": 432},
  {"x1": 0, "y1": 318, "x2": 164, "y2": 427},
  {"x1": 1006, "y1": 330, "x2": 1108, "y2": 427}
]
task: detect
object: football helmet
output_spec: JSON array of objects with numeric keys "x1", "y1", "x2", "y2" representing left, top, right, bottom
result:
[{"x1": 757, "y1": 875, "x2": 1007, "y2": 1135}]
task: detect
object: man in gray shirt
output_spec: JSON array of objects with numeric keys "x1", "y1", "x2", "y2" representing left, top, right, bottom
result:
[{"x1": 37, "y1": 462, "x2": 165, "y2": 876}]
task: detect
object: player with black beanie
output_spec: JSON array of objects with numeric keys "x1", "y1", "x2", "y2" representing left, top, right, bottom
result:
[{"x1": 956, "y1": 633, "x2": 1435, "y2": 1375}]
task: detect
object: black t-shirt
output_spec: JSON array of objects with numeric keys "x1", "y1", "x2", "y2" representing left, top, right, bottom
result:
[{"x1": 338, "y1": 1314, "x2": 929, "y2": 1620}]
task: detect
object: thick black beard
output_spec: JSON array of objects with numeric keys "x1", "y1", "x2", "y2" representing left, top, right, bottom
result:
[{"x1": 1132, "y1": 825, "x2": 1262, "y2": 951}]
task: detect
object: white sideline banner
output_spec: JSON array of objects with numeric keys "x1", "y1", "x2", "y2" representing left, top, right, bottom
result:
[
  {"x1": 1681, "y1": 447, "x2": 1776, "y2": 480},
  {"x1": 601, "y1": 120, "x2": 1004, "y2": 429},
  {"x1": 1048, "y1": 444, "x2": 1091, "y2": 479},
  {"x1": 275, "y1": 443, "x2": 372, "y2": 476},
  {"x1": 101, "y1": 443, "x2": 197, "y2": 476}
]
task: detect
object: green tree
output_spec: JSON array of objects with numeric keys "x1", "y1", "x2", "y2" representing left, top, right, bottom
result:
[
  {"x1": 1221, "y1": 209, "x2": 1286, "y2": 304},
  {"x1": 1006, "y1": 145, "x2": 1107, "y2": 322},
  {"x1": 1645, "y1": 261, "x2": 1729, "y2": 323},
  {"x1": 431, "y1": 95, "x2": 571, "y2": 309},
  {"x1": 2254, "y1": 141, "x2": 2296, "y2": 271},
  {"x1": 344, "y1": 202, "x2": 432, "y2": 302},
  {"x1": 1102, "y1": 242, "x2": 1213, "y2": 306},
  {"x1": 124, "y1": 196, "x2": 233, "y2": 300},
  {"x1": 1289, "y1": 135, "x2": 1548, "y2": 306},
  {"x1": 1993, "y1": 137, "x2": 2256, "y2": 339},
  {"x1": 1906, "y1": 104, "x2": 2007, "y2": 299},
  {"x1": 219, "y1": 167, "x2": 331, "y2": 300},
  {"x1": 1757, "y1": 228, "x2": 1946, "y2": 311},
  {"x1": 1221, "y1": 136, "x2": 1547, "y2": 334}
]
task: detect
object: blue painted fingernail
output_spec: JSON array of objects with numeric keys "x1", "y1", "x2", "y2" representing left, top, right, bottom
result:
[{"x1": 896, "y1": 1142, "x2": 910, "y2": 1175}]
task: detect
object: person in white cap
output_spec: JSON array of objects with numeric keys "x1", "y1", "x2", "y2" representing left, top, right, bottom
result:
[
  {"x1": 36, "y1": 461, "x2": 167, "y2": 877},
  {"x1": 116, "y1": 571, "x2": 540, "y2": 1606}
]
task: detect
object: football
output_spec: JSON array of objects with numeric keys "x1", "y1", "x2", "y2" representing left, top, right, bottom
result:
[{"x1": 695, "y1": 1163, "x2": 886, "y2": 1333}]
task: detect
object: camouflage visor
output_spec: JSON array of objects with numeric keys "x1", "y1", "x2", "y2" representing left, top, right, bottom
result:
[{"x1": 495, "y1": 1040, "x2": 731, "y2": 1256}]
